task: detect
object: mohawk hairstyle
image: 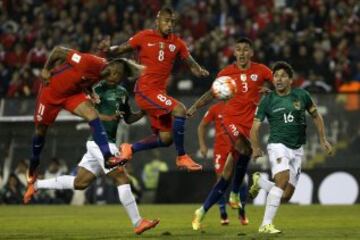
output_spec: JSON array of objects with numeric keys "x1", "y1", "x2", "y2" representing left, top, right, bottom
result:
[
  {"x1": 157, "y1": 6, "x2": 175, "y2": 18},
  {"x1": 272, "y1": 61, "x2": 295, "y2": 78}
]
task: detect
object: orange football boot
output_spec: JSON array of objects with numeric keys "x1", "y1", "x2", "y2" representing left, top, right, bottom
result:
[
  {"x1": 23, "y1": 182, "x2": 37, "y2": 204},
  {"x1": 176, "y1": 154, "x2": 202, "y2": 171},
  {"x1": 119, "y1": 143, "x2": 133, "y2": 160},
  {"x1": 134, "y1": 218, "x2": 160, "y2": 235}
]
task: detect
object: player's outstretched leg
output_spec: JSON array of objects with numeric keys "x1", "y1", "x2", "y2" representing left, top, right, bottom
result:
[
  {"x1": 172, "y1": 103, "x2": 202, "y2": 171},
  {"x1": 192, "y1": 177, "x2": 230, "y2": 230},
  {"x1": 119, "y1": 134, "x2": 170, "y2": 161},
  {"x1": 113, "y1": 171, "x2": 160, "y2": 235},
  {"x1": 218, "y1": 195, "x2": 229, "y2": 225},
  {"x1": 229, "y1": 153, "x2": 250, "y2": 208},
  {"x1": 238, "y1": 181, "x2": 249, "y2": 225},
  {"x1": 24, "y1": 175, "x2": 76, "y2": 204}
]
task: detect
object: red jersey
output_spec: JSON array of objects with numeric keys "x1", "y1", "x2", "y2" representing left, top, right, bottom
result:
[
  {"x1": 129, "y1": 29, "x2": 190, "y2": 91},
  {"x1": 202, "y1": 102, "x2": 231, "y2": 149},
  {"x1": 217, "y1": 62, "x2": 272, "y2": 128},
  {"x1": 49, "y1": 50, "x2": 107, "y2": 96}
]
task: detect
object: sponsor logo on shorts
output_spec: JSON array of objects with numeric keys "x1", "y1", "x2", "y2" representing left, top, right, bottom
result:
[{"x1": 277, "y1": 158, "x2": 282, "y2": 164}]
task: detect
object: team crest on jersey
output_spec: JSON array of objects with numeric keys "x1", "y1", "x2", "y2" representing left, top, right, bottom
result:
[
  {"x1": 240, "y1": 74, "x2": 247, "y2": 81},
  {"x1": 159, "y1": 42, "x2": 165, "y2": 50},
  {"x1": 169, "y1": 44, "x2": 176, "y2": 52},
  {"x1": 250, "y1": 74, "x2": 258, "y2": 81},
  {"x1": 293, "y1": 100, "x2": 301, "y2": 110}
]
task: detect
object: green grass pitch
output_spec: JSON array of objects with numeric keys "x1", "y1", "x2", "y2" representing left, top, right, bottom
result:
[{"x1": 1, "y1": 204, "x2": 360, "y2": 239}]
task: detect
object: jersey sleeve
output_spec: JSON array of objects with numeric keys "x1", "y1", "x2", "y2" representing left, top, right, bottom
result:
[
  {"x1": 67, "y1": 51, "x2": 107, "y2": 78},
  {"x1": 302, "y1": 89, "x2": 316, "y2": 112},
  {"x1": 66, "y1": 50, "x2": 82, "y2": 65},
  {"x1": 128, "y1": 31, "x2": 146, "y2": 49},
  {"x1": 262, "y1": 64, "x2": 273, "y2": 82},
  {"x1": 255, "y1": 96, "x2": 268, "y2": 121},
  {"x1": 178, "y1": 38, "x2": 190, "y2": 60}
]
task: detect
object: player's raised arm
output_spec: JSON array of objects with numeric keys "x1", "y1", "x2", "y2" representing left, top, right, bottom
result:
[
  {"x1": 184, "y1": 55, "x2": 209, "y2": 78},
  {"x1": 187, "y1": 90, "x2": 214, "y2": 117},
  {"x1": 198, "y1": 118, "x2": 210, "y2": 158},
  {"x1": 307, "y1": 104, "x2": 333, "y2": 155},
  {"x1": 41, "y1": 46, "x2": 71, "y2": 83},
  {"x1": 108, "y1": 42, "x2": 134, "y2": 57}
]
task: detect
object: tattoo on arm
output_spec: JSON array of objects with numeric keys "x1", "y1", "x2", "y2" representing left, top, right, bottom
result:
[
  {"x1": 109, "y1": 42, "x2": 133, "y2": 57},
  {"x1": 184, "y1": 55, "x2": 202, "y2": 71},
  {"x1": 44, "y1": 46, "x2": 70, "y2": 71},
  {"x1": 193, "y1": 90, "x2": 214, "y2": 110}
]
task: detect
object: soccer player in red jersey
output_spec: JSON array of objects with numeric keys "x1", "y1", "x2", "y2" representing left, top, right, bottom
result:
[
  {"x1": 27, "y1": 46, "x2": 140, "y2": 192},
  {"x1": 199, "y1": 102, "x2": 250, "y2": 225},
  {"x1": 189, "y1": 37, "x2": 272, "y2": 230},
  {"x1": 103, "y1": 7, "x2": 209, "y2": 171}
]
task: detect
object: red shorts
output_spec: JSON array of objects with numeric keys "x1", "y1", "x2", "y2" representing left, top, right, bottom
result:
[
  {"x1": 135, "y1": 89, "x2": 178, "y2": 131},
  {"x1": 220, "y1": 118, "x2": 250, "y2": 146},
  {"x1": 213, "y1": 145, "x2": 231, "y2": 174},
  {"x1": 34, "y1": 85, "x2": 87, "y2": 125}
]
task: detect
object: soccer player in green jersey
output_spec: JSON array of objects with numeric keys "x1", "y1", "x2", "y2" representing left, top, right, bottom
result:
[
  {"x1": 23, "y1": 59, "x2": 159, "y2": 235},
  {"x1": 249, "y1": 61, "x2": 333, "y2": 234}
]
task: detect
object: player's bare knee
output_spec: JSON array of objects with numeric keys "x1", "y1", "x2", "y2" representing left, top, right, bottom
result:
[
  {"x1": 112, "y1": 174, "x2": 129, "y2": 186},
  {"x1": 172, "y1": 102, "x2": 186, "y2": 117},
  {"x1": 281, "y1": 195, "x2": 291, "y2": 203},
  {"x1": 159, "y1": 132, "x2": 173, "y2": 146},
  {"x1": 74, "y1": 178, "x2": 89, "y2": 190},
  {"x1": 35, "y1": 124, "x2": 48, "y2": 136}
]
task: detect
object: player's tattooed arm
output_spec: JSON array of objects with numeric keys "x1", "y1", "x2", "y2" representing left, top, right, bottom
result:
[
  {"x1": 41, "y1": 46, "x2": 70, "y2": 84},
  {"x1": 250, "y1": 119, "x2": 264, "y2": 160},
  {"x1": 107, "y1": 42, "x2": 134, "y2": 57},
  {"x1": 186, "y1": 90, "x2": 214, "y2": 117},
  {"x1": 184, "y1": 55, "x2": 209, "y2": 78},
  {"x1": 308, "y1": 105, "x2": 333, "y2": 155}
]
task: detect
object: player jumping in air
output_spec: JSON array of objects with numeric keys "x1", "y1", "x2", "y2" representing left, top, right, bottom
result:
[
  {"x1": 27, "y1": 47, "x2": 136, "y2": 199},
  {"x1": 102, "y1": 7, "x2": 209, "y2": 171},
  {"x1": 188, "y1": 37, "x2": 273, "y2": 230},
  {"x1": 198, "y1": 101, "x2": 249, "y2": 225},
  {"x1": 249, "y1": 61, "x2": 333, "y2": 234},
  {"x1": 24, "y1": 59, "x2": 159, "y2": 235}
]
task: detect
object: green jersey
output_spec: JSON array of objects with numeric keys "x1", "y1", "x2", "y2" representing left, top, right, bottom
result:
[
  {"x1": 255, "y1": 88, "x2": 315, "y2": 149},
  {"x1": 89, "y1": 80, "x2": 130, "y2": 143}
]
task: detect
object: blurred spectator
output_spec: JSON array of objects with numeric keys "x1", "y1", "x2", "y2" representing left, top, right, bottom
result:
[
  {"x1": 301, "y1": 70, "x2": 332, "y2": 93},
  {"x1": 142, "y1": 150, "x2": 169, "y2": 190},
  {"x1": 14, "y1": 159, "x2": 28, "y2": 187},
  {"x1": 0, "y1": 0, "x2": 358, "y2": 97},
  {"x1": 0, "y1": 173, "x2": 24, "y2": 204}
]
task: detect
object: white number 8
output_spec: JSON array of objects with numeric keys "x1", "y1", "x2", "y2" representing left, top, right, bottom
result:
[{"x1": 158, "y1": 50, "x2": 165, "y2": 61}]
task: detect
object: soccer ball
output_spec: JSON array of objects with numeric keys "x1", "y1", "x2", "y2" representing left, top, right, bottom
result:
[{"x1": 211, "y1": 76, "x2": 237, "y2": 100}]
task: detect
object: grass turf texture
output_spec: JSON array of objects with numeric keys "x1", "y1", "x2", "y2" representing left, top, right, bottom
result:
[{"x1": 1, "y1": 204, "x2": 359, "y2": 239}]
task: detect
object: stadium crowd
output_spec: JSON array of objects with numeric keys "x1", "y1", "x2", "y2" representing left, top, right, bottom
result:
[{"x1": 0, "y1": 0, "x2": 359, "y2": 98}]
